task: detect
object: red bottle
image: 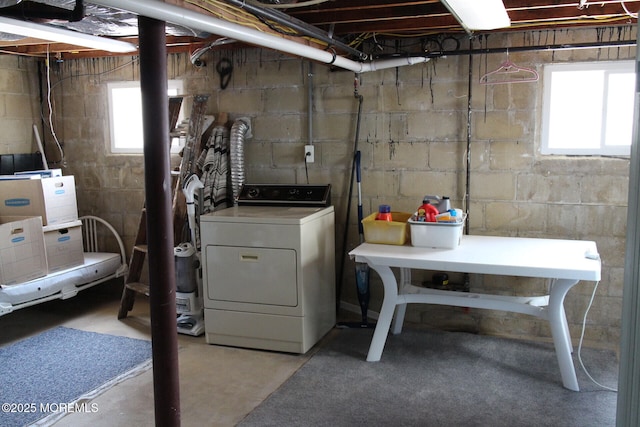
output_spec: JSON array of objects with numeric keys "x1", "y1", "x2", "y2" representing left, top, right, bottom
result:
[
  {"x1": 376, "y1": 204, "x2": 392, "y2": 221},
  {"x1": 418, "y1": 200, "x2": 438, "y2": 222}
]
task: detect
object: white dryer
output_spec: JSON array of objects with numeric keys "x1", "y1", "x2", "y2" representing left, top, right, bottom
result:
[{"x1": 200, "y1": 184, "x2": 335, "y2": 354}]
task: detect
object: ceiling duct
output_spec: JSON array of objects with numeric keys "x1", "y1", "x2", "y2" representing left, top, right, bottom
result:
[
  {"x1": 0, "y1": 0, "x2": 207, "y2": 38},
  {"x1": 0, "y1": 0, "x2": 84, "y2": 22}
]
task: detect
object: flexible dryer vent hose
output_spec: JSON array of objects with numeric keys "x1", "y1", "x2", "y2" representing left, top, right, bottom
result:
[{"x1": 230, "y1": 117, "x2": 252, "y2": 204}]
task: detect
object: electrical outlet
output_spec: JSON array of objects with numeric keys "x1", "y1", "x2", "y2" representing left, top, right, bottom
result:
[{"x1": 305, "y1": 145, "x2": 314, "y2": 163}]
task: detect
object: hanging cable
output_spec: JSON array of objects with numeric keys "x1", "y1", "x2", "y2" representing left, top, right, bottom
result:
[
  {"x1": 45, "y1": 46, "x2": 65, "y2": 166},
  {"x1": 577, "y1": 280, "x2": 619, "y2": 392},
  {"x1": 304, "y1": 153, "x2": 310, "y2": 184},
  {"x1": 305, "y1": 61, "x2": 313, "y2": 185},
  {"x1": 621, "y1": 1, "x2": 639, "y2": 18},
  {"x1": 250, "y1": 0, "x2": 332, "y2": 9},
  {"x1": 40, "y1": 56, "x2": 141, "y2": 167}
]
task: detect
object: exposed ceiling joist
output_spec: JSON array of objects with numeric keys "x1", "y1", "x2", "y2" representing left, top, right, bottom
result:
[{"x1": 0, "y1": 0, "x2": 635, "y2": 58}]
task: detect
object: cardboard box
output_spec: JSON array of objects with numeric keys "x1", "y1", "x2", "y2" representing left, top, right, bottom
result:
[
  {"x1": 43, "y1": 220, "x2": 84, "y2": 273},
  {"x1": 0, "y1": 175, "x2": 78, "y2": 225},
  {"x1": 0, "y1": 216, "x2": 47, "y2": 286},
  {"x1": 0, "y1": 175, "x2": 39, "y2": 181},
  {"x1": 15, "y1": 169, "x2": 63, "y2": 178}
]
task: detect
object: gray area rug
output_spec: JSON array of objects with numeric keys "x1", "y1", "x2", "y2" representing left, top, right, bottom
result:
[
  {"x1": 240, "y1": 327, "x2": 618, "y2": 427},
  {"x1": 0, "y1": 326, "x2": 152, "y2": 427}
]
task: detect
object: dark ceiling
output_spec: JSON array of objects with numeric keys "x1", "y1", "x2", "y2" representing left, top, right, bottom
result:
[{"x1": 0, "y1": 0, "x2": 637, "y2": 59}]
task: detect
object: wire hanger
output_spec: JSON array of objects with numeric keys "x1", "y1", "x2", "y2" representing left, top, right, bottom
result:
[{"x1": 480, "y1": 53, "x2": 539, "y2": 85}]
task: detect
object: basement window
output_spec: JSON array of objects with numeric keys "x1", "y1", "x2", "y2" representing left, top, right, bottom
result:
[
  {"x1": 108, "y1": 80, "x2": 184, "y2": 154},
  {"x1": 541, "y1": 60, "x2": 635, "y2": 156}
]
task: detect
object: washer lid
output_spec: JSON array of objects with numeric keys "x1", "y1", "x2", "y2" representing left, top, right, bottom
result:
[{"x1": 200, "y1": 205, "x2": 334, "y2": 225}]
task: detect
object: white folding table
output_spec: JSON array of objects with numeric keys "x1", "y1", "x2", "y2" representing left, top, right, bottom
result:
[{"x1": 349, "y1": 235, "x2": 602, "y2": 391}]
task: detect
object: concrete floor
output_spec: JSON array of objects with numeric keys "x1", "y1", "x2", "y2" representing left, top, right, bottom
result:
[{"x1": 0, "y1": 281, "x2": 334, "y2": 426}]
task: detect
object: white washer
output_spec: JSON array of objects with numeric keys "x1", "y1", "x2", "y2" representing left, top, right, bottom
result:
[{"x1": 200, "y1": 205, "x2": 335, "y2": 354}]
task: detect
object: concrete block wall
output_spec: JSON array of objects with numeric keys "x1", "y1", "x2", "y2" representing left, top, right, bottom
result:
[
  {"x1": 0, "y1": 55, "x2": 41, "y2": 155},
  {"x1": 27, "y1": 26, "x2": 635, "y2": 350}
]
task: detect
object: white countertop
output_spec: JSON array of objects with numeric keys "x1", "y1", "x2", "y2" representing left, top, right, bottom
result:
[{"x1": 349, "y1": 235, "x2": 601, "y2": 281}]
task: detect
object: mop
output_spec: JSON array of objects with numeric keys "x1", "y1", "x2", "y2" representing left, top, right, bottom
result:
[
  {"x1": 338, "y1": 151, "x2": 375, "y2": 329},
  {"x1": 336, "y1": 76, "x2": 375, "y2": 328},
  {"x1": 354, "y1": 151, "x2": 375, "y2": 328}
]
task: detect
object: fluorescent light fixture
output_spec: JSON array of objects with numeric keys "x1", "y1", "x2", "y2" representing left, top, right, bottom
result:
[
  {"x1": 0, "y1": 16, "x2": 137, "y2": 53},
  {"x1": 441, "y1": 0, "x2": 511, "y2": 32}
]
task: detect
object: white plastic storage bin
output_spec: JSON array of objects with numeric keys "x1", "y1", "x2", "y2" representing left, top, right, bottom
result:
[{"x1": 408, "y1": 215, "x2": 465, "y2": 249}]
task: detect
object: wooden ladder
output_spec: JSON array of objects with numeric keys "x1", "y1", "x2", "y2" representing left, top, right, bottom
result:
[
  {"x1": 117, "y1": 95, "x2": 209, "y2": 319},
  {"x1": 117, "y1": 207, "x2": 149, "y2": 318}
]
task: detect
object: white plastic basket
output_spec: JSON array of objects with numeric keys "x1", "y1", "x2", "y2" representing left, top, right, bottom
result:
[{"x1": 408, "y1": 214, "x2": 466, "y2": 249}]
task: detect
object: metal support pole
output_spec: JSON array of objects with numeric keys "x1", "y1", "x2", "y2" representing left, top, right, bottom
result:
[
  {"x1": 617, "y1": 20, "x2": 640, "y2": 427},
  {"x1": 138, "y1": 15, "x2": 181, "y2": 427},
  {"x1": 464, "y1": 44, "x2": 472, "y2": 235}
]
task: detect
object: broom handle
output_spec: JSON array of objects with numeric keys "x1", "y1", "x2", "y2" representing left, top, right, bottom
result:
[{"x1": 356, "y1": 151, "x2": 364, "y2": 242}]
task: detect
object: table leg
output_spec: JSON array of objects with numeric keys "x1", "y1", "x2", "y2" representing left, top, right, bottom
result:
[
  {"x1": 392, "y1": 304, "x2": 406, "y2": 335},
  {"x1": 548, "y1": 278, "x2": 580, "y2": 391},
  {"x1": 366, "y1": 264, "x2": 399, "y2": 362},
  {"x1": 391, "y1": 268, "x2": 411, "y2": 335}
]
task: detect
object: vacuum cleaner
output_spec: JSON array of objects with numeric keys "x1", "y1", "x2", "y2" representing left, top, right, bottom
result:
[{"x1": 176, "y1": 174, "x2": 205, "y2": 336}]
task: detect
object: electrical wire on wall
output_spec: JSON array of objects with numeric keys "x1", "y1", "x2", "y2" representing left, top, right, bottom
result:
[
  {"x1": 304, "y1": 61, "x2": 314, "y2": 184},
  {"x1": 578, "y1": 280, "x2": 619, "y2": 392},
  {"x1": 39, "y1": 54, "x2": 140, "y2": 167},
  {"x1": 44, "y1": 46, "x2": 65, "y2": 167}
]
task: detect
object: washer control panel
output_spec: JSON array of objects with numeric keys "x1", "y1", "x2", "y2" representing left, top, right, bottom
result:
[{"x1": 237, "y1": 184, "x2": 331, "y2": 206}]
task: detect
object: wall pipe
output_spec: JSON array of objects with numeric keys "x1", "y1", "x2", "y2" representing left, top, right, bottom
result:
[
  {"x1": 421, "y1": 39, "x2": 636, "y2": 59},
  {"x1": 464, "y1": 47, "x2": 472, "y2": 235},
  {"x1": 308, "y1": 61, "x2": 313, "y2": 148},
  {"x1": 138, "y1": 15, "x2": 181, "y2": 427},
  {"x1": 92, "y1": 0, "x2": 429, "y2": 73}
]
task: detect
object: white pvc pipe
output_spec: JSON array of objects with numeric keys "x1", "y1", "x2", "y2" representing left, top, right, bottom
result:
[
  {"x1": 32, "y1": 124, "x2": 49, "y2": 170},
  {"x1": 92, "y1": 0, "x2": 429, "y2": 73}
]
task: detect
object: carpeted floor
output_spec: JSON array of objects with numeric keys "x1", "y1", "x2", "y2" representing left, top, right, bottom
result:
[
  {"x1": 239, "y1": 327, "x2": 618, "y2": 427},
  {"x1": 0, "y1": 326, "x2": 152, "y2": 427}
]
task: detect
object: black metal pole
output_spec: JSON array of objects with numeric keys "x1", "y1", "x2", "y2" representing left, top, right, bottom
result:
[
  {"x1": 464, "y1": 43, "x2": 472, "y2": 235},
  {"x1": 337, "y1": 76, "x2": 364, "y2": 312},
  {"x1": 138, "y1": 15, "x2": 181, "y2": 427},
  {"x1": 616, "y1": 18, "x2": 640, "y2": 427}
]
